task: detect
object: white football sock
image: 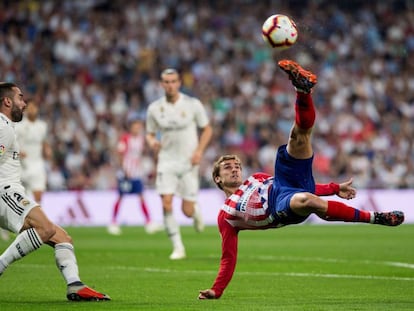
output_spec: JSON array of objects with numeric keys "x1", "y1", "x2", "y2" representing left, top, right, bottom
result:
[
  {"x1": 164, "y1": 212, "x2": 184, "y2": 250},
  {"x1": 0, "y1": 228, "x2": 43, "y2": 274},
  {"x1": 55, "y1": 242, "x2": 81, "y2": 285}
]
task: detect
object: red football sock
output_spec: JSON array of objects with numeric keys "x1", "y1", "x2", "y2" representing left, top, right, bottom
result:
[
  {"x1": 295, "y1": 92, "x2": 315, "y2": 129},
  {"x1": 140, "y1": 199, "x2": 151, "y2": 224},
  {"x1": 112, "y1": 197, "x2": 122, "y2": 222},
  {"x1": 325, "y1": 201, "x2": 371, "y2": 223}
]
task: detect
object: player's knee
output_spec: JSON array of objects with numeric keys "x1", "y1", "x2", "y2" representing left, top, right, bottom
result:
[
  {"x1": 291, "y1": 192, "x2": 309, "y2": 205},
  {"x1": 291, "y1": 192, "x2": 320, "y2": 210},
  {"x1": 63, "y1": 233, "x2": 73, "y2": 244},
  {"x1": 163, "y1": 205, "x2": 173, "y2": 213},
  {"x1": 161, "y1": 195, "x2": 173, "y2": 211},
  {"x1": 182, "y1": 208, "x2": 192, "y2": 218},
  {"x1": 51, "y1": 226, "x2": 73, "y2": 244},
  {"x1": 182, "y1": 201, "x2": 195, "y2": 218}
]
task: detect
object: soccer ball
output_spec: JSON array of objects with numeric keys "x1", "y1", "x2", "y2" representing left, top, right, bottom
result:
[{"x1": 261, "y1": 14, "x2": 298, "y2": 50}]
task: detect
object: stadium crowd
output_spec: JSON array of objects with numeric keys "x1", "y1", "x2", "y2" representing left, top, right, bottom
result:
[{"x1": 0, "y1": 0, "x2": 413, "y2": 191}]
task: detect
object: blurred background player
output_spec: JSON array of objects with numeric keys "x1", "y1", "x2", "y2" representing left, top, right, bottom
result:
[
  {"x1": 0, "y1": 82, "x2": 110, "y2": 301},
  {"x1": 15, "y1": 98, "x2": 51, "y2": 202},
  {"x1": 1, "y1": 99, "x2": 51, "y2": 241},
  {"x1": 146, "y1": 68, "x2": 213, "y2": 260},
  {"x1": 107, "y1": 119, "x2": 163, "y2": 235}
]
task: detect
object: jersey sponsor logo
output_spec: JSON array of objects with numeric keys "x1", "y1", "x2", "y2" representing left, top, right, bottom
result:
[
  {"x1": 0, "y1": 145, "x2": 5, "y2": 156},
  {"x1": 12, "y1": 151, "x2": 20, "y2": 160},
  {"x1": 237, "y1": 184, "x2": 257, "y2": 212}
]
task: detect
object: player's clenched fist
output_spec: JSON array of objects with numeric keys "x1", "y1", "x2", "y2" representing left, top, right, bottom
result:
[{"x1": 198, "y1": 289, "x2": 216, "y2": 299}]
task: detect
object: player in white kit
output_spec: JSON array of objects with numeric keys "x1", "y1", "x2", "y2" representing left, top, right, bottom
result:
[
  {"x1": 0, "y1": 82, "x2": 110, "y2": 301},
  {"x1": 146, "y1": 68, "x2": 213, "y2": 260},
  {"x1": 15, "y1": 99, "x2": 51, "y2": 202},
  {"x1": 0, "y1": 99, "x2": 49, "y2": 241}
]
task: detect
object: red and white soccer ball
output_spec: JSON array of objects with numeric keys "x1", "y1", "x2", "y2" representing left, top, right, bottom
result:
[{"x1": 261, "y1": 14, "x2": 298, "y2": 50}]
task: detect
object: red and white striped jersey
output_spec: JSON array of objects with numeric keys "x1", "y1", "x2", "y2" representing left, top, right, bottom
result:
[
  {"x1": 221, "y1": 172, "x2": 278, "y2": 230},
  {"x1": 117, "y1": 133, "x2": 145, "y2": 179}
]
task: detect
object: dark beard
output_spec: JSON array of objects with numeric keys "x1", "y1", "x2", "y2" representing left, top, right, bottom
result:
[{"x1": 11, "y1": 105, "x2": 23, "y2": 122}]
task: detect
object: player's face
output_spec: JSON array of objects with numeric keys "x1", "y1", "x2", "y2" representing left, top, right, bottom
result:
[
  {"x1": 161, "y1": 73, "x2": 181, "y2": 99},
  {"x1": 26, "y1": 101, "x2": 39, "y2": 120},
  {"x1": 217, "y1": 159, "x2": 243, "y2": 189},
  {"x1": 130, "y1": 121, "x2": 142, "y2": 135},
  {"x1": 10, "y1": 87, "x2": 26, "y2": 122}
]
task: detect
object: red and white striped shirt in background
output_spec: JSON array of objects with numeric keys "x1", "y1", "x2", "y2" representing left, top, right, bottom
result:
[{"x1": 117, "y1": 133, "x2": 145, "y2": 179}]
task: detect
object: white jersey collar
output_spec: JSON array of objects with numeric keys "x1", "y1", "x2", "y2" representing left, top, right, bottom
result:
[{"x1": 0, "y1": 112, "x2": 12, "y2": 125}]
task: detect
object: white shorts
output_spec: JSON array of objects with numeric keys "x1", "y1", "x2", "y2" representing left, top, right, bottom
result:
[
  {"x1": 21, "y1": 166, "x2": 47, "y2": 192},
  {"x1": 155, "y1": 165, "x2": 199, "y2": 202},
  {"x1": 0, "y1": 183, "x2": 39, "y2": 233}
]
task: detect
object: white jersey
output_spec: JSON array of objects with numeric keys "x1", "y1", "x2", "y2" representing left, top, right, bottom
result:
[
  {"x1": 146, "y1": 92, "x2": 209, "y2": 172},
  {"x1": 15, "y1": 117, "x2": 48, "y2": 174},
  {"x1": 0, "y1": 113, "x2": 22, "y2": 186}
]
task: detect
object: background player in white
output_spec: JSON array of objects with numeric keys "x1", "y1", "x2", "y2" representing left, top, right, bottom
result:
[
  {"x1": 108, "y1": 118, "x2": 163, "y2": 235},
  {"x1": 15, "y1": 98, "x2": 51, "y2": 202},
  {"x1": 0, "y1": 82, "x2": 110, "y2": 301},
  {"x1": 146, "y1": 68, "x2": 213, "y2": 260}
]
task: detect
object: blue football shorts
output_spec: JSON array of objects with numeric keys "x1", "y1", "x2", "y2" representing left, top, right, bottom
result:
[
  {"x1": 269, "y1": 144, "x2": 316, "y2": 225},
  {"x1": 117, "y1": 178, "x2": 144, "y2": 195}
]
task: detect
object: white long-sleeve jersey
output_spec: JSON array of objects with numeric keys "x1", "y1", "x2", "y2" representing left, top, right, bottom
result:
[
  {"x1": 0, "y1": 113, "x2": 22, "y2": 187},
  {"x1": 146, "y1": 92, "x2": 209, "y2": 172}
]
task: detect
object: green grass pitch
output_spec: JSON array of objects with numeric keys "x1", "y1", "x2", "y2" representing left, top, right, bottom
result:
[{"x1": 0, "y1": 224, "x2": 413, "y2": 311}]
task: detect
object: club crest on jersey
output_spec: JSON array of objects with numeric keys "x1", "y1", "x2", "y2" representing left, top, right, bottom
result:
[{"x1": 0, "y1": 145, "x2": 4, "y2": 156}]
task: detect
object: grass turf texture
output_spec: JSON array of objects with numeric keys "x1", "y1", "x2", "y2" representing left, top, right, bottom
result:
[{"x1": 0, "y1": 224, "x2": 413, "y2": 311}]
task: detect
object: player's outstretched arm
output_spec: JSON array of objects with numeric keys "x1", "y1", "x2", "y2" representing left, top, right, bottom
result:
[
  {"x1": 198, "y1": 289, "x2": 216, "y2": 299},
  {"x1": 197, "y1": 211, "x2": 239, "y2": 300},
  {"x1": 337, "y1": 178, "x2": 356, "y2": 200},
  {"x1": 315, "y1": 178, "x2": 356, "y2": 199}
]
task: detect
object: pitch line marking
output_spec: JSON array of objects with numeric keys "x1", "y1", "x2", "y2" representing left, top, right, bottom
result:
[
  {"x1": 141, "y1": 267, "x2": 414, "y2": 282},
  {"x1": 14, "y1": 262, "x2": 414, "y2": 281},
  {"x1": 232, "y1": 255, "x2": 414, "y2": 270}
]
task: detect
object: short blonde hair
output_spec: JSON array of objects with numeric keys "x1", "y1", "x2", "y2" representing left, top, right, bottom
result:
[
  {"x1": 211, "y1": 154, "x2": 242, "y2": 190},
  {"x1": 160, "y1": 68, "x2": 179, "y2": 79}
]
